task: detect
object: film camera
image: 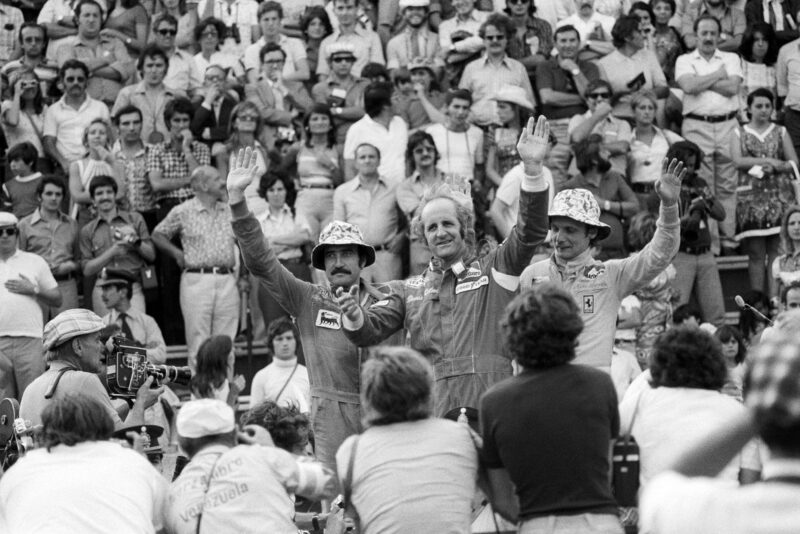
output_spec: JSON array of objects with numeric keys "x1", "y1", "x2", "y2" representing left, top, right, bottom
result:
[{"x1": 107, "y1": 337, "x2": 191, "y2": 398}]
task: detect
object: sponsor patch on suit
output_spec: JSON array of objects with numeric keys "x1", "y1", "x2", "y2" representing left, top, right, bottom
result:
[{"x1": 316, "y1": 309, "x2": 342, "y2": 329}]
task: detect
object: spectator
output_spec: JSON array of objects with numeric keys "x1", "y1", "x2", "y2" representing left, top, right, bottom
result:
[
  {"x1": 317, "y1": 0, "x2": 385, "y2": 80},
  {"x1": 98, "y1": 268, "x2": 167, "y2": 364},
  {"x1": 671, "y1": 302, "x2": 704, "y2": 327},
  {"x1": 113, "y1": 45, "x2": 178, "y2": 145},
  {"x1": 19, "y1": 308, "x2": 161, "y2": 428},
  {"x1": 378, "y1": 0, "x2": 443, "y2": 45},
  {"x1": 437, "y1": 0, "x2": 487, "y2": 76},
  {"x1": 480, "y1": 284, "x2": 622, "y2": 531},
  {"x1": 459, "y1": 13, "x2": 535, "y2": 127},
  {"x1": 628, "y1": 89, "x2": 683, "y2": 210},
  {"x1": 300, "y1": 6, "x2": 334, "y2": 91},
  {"x1": 629, "y1": 1, "x2": 656, "y2": 49},
  {"x1": 772, "y1": 205, "x2": 800, "y2": 299},
  {"x1": 486, "y1": 86, "x2": 534, "y2": 187},
  {"x1": 338, "y1": 117, "x2": 550, "y2": 414},
  {"x1": 151, "y1": 166, "x2": 240, "y2": 369},
  {"x1": 386, "y1": 0, "x2": 442, "y2": 74},
  {"x1": 556, "y1": 0, "x2": 615, "y2": 61},
  {"x1": 776, "y1": 19, "x2": 800, "y2": 157},
  {"x1": 619, "y1": 326, "x2": 762, "y2": 489},
  {"x1": 102, "y1": 0, "x2": 149, "y2": 55},
  {"x1": 189, "y1": 334, "x2": 243, "y2": 406},
  {"x1": 426, "y1": 88, "x2": 484, "y2": 183},
  {"x1": 360, "y1": 62, "x2": 391, "y2": 84},
  {"x1": 0, "y1": 23, "x2": 59, "y2": 106},
  {"x1": 227, "y1": 147, "x2": 404, "y2": 469},
  {"x1": 243, "y1": 1, "x2": 309, "y2": 84},
  {"x1": 400, "y1": 56, "x2": 446, "y2": 129},
  {"x1": 334, "y1": 143, "x2": 405, "y2": 283},
  {"x1": 396, "y1": 131, "x2": 445, "y2": 275},
  {"x1": 190, "y1": 64, "x2": 237, "y2": 149},
  {"x1": 738, "y1": 23, "x2": 779, "y2": 120},
  {"x1": 57, "y1": 0, "x2": 134, "y2": 107},
  {"x1": 17, "y1": 176, "x2": 81, "y2": 319},
  {"x1": 112, "y1": 105, "x2": 158, "y2": 230},
  {"x1": 151, "y1": 0, "x2": 198, "y2": 53},
  {"x1": 3, "y1": 142, "x2": 44, "y2": 219},
  {"x1": 536, "y1": 24, "x2": 600, "y2": 188},
  {"x1": 68, "y1": 118, "x2": 125, "y2": 226},
  {"x1": 639, "y1": 332, "x2": 800, "y2": 533},
  {"x1": 650, "y1": 0, "x2": 685, "y2": 83},
  {"x1": 192, "y1": 17, "x2": 245, "y2": 80},
  {"x1": 1, "y1": 393, "x2": 168, "y2": 534},
  {"x1": 152, "y1": 13, "x2": 202, "y2": 99},
  {"x1": 254, "y1": 170, "x2": 313, "y2": 326},
  {"x1": 311, "y1": 43, "x2": 369, "y2": 147},
  {"x1": 0, "y1": 2, "x2": 23, "y2": 67},
  {"x1": 250, "y1": 317, "x2": 311, "y2": 412},
  {"x1": 336, "y1": 346, "x2": 478, "y2": 534},
  {"x1": 681, "y1": 0, "x2": 746, "y2": 51},
  {"x1": 80, "y1": 175, "x2": 155, "y2": 314},
  {"x1": 675, "y1": 14, "x2": 742, "y2": 254},
  {"x1": 715, "y1": 324, "x2": 747, "y2": 399},
  {"x1": 732, "y1": 87, "x2": 798, "y2": 296},
  {"x1": 43, "y1": 59, "x2": 111, "y2": 175},
  {"x1": 2, "y1": 68, "x2": 49, "y2": 172},
  {"x1": 522, "y1": 157, "x2": 684, "y2": 370},
  {"x1": 744, "y1": 0, "x2": 800, "y2": 46},
  {"x1": 0, "y1": 211, "x2": 61, "y2": 401},
  {"x1": 37, "y1": 0, "x2": 81, "y2": 62},
  {"x1": 568, "y1": 79, "x2": 632, "y2": 176},
  {"x1": 503, "y1": 0, "x2": 553, "y2": 76},
  {"x1": 343, "y1": 81, "x2": 408, "y2": 183},
  {"x1": 560, "y1": 134, "x2": 639, "y2": 259},
  {"x1": 168, "y1": 398, "x2": 335, "y2": 533},
  {"x1": 597, "y1": 15, "x2": 669, "y2": 122},
  {"x1": 196, "y1": 0, "x2": 258, "y2": 58}
]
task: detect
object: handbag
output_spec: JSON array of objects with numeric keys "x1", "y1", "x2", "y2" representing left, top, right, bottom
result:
[{"x1": 612, "y1": 396, "x2": 642, "y2": 507}]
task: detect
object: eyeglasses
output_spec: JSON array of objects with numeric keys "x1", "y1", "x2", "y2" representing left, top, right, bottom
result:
[
  {"x1": 413, "y1": 146, "x2": 435, "y2": 155},
  {"x1": 22, "y1": 36, "x2": 44, "y2": 43},
  {"x1": 484, "y1": 35, "x2": 506, "y2": 41},
  {"x1": 157, "y1": 28, "x2": 177, "y2": 36},
  {"x1": 331, "y1": 56, "x2": 355, "y2": 63},
  {"x1": 0, "y1": 227, "x2": 17, "y2": 237},
  {"x1": 65, "y1": 76, "x2": 86, "y2": 83},
  {"x1": 508, "y1": 0, "x2": 530, "y2": 4},
  {"x1": 237, "y1": 115, "x2": 258, "y2": 121},
  {"x1": 200, "y1": 31, "x2": 218, "y2": 38},
  {"x1": 588, "y1": 92, "x2": 611, "y2": 99}
]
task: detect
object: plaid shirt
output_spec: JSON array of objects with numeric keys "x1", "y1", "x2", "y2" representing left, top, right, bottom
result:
[
  {"x1": 0, "y1": 6, "x2": 23, "y2": 65},
  {"x1": 112, "y1": 141, "x2": 157, "y2": 213},
  {"x1": 145, "y1": 140, "x2": 210, "y2": 202}
]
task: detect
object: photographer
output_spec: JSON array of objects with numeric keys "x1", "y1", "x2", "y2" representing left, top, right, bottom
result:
[
  {"x1": 19, "y1": 308, "x2": 164, "y2": 429},
  {"x1": 668, "y1": 140, "x2": 727, "y2": 327}
]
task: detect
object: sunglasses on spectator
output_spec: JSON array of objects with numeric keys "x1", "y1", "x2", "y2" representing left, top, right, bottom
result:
[
  {"x1": 200, "y1": 31, "x2": 218, "y2": 38},
  {"x1": 65, "y1": 76, "x2": 86, "y2": 82},
  {"x1": 157, "y1": 28, "x2": 177, "y2": 36},
  {"x1": 331, "y1": 56, "x2": 356, "y2": 63},
  {"x1": 508, "y1": 0, "x2": 530, "y2": 4},
  {"x1": 0, "y1": 227, "x2": 18, "y2": 237},
  {"x1": 588, "y1": 92, "x2": 611, "y2": 99},
  {"x1": 484, "y1": 35, "x2": 506, "y2": 41}
]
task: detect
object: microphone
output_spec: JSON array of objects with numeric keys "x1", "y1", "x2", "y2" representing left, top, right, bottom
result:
[{"x1": 734, "y1": 295, "x2": 774, "y2": 326}]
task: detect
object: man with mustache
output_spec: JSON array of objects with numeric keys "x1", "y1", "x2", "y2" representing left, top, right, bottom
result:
[
  {"x1": 225, "y1": 151, "x2": 403, "y2": 469},
  {"x1": 681, "y1": 0, "x2": 745, "y2": 51}
]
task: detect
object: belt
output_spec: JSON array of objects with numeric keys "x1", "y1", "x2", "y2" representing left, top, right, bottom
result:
[
  {"x1": 680, "y1": 244, "x2": 710, "y2": 255},
  {"x1": 299, "y1": 183, "x2": 333, "y2": 190},
  {"x1": 685, "y1": 111, "x2": 737, "y2": 123},
  {"x1": 631, "y1": 182, "x2": 655, "y2": 194},
  {"x1": 184, "y1": 266, "x2": 233, "y2": 274},
  {"x1": 54, "y1": 272, "x2": 75, "y2": 282}
]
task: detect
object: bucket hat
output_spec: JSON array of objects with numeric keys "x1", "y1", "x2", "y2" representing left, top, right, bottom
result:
[
  {"x1": 549, "y1": 188, "x2": 612, "y2": 241},
  {"x1": 311, "y1": 221, "x2": 376, "y2": 270}
]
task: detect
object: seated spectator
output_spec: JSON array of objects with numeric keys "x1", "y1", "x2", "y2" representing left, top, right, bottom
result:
[
  {"x1": 37, "y1": 0, "x2": 81, "y2": 63},
  {"x1": 715, "y1": 324, "x2": 747, "y2": 400},
  {"x1": 150, "y1": 0, "x2": 199, "y2": 53},
  {"x1": 300, "y1": 6, "x2": 334, "y2": 91},
  {"x1": 480, "y1": 284, "x2": 623, "y2": 531},
  {"x1": 386, "y1": 0, "x2": 442, "y2": 75},
  {"x1": 2, "y1": 68, "x2": 49, "y2": 172},
  {"x1": 244, "y1": 1, "x2": 310, "y2": 84},
  {"x1": 619, "y1": 326, "x2": 762, "y2": 491},
  {"x1": 2, "y1": 142, "x2": 44, "y2": 219},
  {"x1": 437, "y1": 0, "x2": 487, "y2": 80},
  {"x1": 485, "y1": 86, "x2": 534, "y2": 187},
  {"x1": 650, "y1": 0, "x2": 685, "y2": 83},
  {"x1": 459, "y1": 13, "x2": 535, "y2": 127},
  {"x1": 0, "y1": 393, "x2": 168, "y2": 534},
  {"x1": 192, "y1": 17, "x2": 245, "y2": 82},
  {"x1": 102, "y1": 0, "x2": 149, "y2": 56},
  {"x1": 738, "y1": 23, "x2": 779, "y2": 120},
  {"x1": 502, "y1": 0, "x2": 553, "y2": 76},
  {"x1": 168, "y1": 398, "x2": 336, "y2": 534},
  {"x1": 556, "y1": 0, "x2": 615, "y2": 61},
  {"x1": 744, "y1": 0, "x2": 800, "y2": 46},
  {"x1": 772, "y1": 205, "x2": 800, "y2": 300},
  {"x1": 560, "y1": 134, "x2": 639, "y2": 259},
  {"x1": 0, "y1": 23, "x2": 59, "y2": 105},
  {"x1": 596, "y1": 15, "x2": 669, "y2": 122},
  {"x1": 316, "y1": 0, "x2": 385, "y2": 80},
  {"x1": 189, "y1": 335, "x2": 243, "y2": 406},
  {"x1": 152, "y1": 13, "x2": 202, "y2": 100},
  {"x1": 425, "y1": 88, "x2": 484, "y2": 183},
  {"x1": 336, "y1": 347, "x2": 478, "y2": 534},
  {"x1": 113, "y1": 45, "x2": 179, "y2": 145},
  {"x1": 190, "y1": 64, "x2": 237, "y2": 149},
  {"x1": 681, "y1": 0, "x2": 745, "y2": 51},
  {"x1": 568, "y1": 79, "x2": 632, "y2": 176},
  {"x1": 639, "y1": 332, "x2": 800, "y2": 533},
  {"x1": 196, "y1": 0, "x2": 258, "y2": 58},
  {"x1": 402, "y1": 56, "x2": 446, "y2": 129},
  {"x1": 250, "y1": 317, "x2": 311, "y2": 412},
  {"x1": 56, "y1": 0, "x2": 135, "y2": 107}
]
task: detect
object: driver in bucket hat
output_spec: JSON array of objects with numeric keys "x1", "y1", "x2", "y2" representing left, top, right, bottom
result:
[{"x1": 522, "y1": 159, "x2": 686, "y2": 371}]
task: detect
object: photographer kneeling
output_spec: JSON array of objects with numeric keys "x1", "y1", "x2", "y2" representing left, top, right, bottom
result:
[{"x1": 19, "y1": 308, "x2": 164, "y2": 429}]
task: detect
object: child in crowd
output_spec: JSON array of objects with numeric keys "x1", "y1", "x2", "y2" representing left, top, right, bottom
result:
[{"x1": 1, "y1": 141, "x2": 42, "y2": 218}]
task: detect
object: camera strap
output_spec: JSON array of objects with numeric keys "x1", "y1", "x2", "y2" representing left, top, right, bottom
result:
[{"x1": 44, "y1": 365, "x2": 81, "y2": 399}]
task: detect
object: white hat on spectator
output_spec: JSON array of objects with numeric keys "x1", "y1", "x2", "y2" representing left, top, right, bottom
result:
[
  {"x1": 326, "y1": 42, "x2": 356, "y2": 61},
  {"x1": 399, "y1": 0, "x2": 430, "y2": 8},
  {"x1": 177, "y1": 399, "x2": 235, "y2": 438},
  {"x1": 490, "y1": 86, "x2": 535, "y2": 111},
  {"x1": 0, "y1": 212, "x2": 18, "y2": 227},
  {"x1": 43, "y1": 309, "x2": 107, "y2": 351}
]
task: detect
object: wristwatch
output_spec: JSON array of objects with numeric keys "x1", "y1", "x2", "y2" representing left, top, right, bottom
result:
[
  {"x1": 571, "y1": 68, "x2": 580, "y2": 76},
  {"x1": 331, "y1": 107, "x2": 342, "y2": 116}
]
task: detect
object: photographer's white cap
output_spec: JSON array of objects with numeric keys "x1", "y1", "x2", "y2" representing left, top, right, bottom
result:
[{"x1": 177, "y1": 399, "x2": 235, "y2": 438}]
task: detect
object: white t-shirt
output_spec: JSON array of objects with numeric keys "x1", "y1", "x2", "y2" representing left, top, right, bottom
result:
[
  {"x1": 0, "y1": 249, "x2": 57, "y2": 337},
  {"x1": 250, "y1": 358, "x2": 311, "y2": 413},
  {"x1": 343, "y1": 114, "x2": 408, "y2": 185},
  {"x1": 425, "y1": 123, "x2": 484, "y2": 182},
  {"x1": 494, "y1": 163, "x2": 555, "y2": 230},
  {"x1": 0, "y1": 441, "x2": 167, "y2": 533}
]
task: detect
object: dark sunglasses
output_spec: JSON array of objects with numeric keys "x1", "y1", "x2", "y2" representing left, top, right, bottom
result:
[
  {"x1": 157, "y1": 28, "x2": 177, "y2": 36},
  {"x1": 484, "y1": 35, "x2": 506, "y2": 41},
  {"x1": 508, "y1": 0, "x2": 530, "y2": 4},
  {"x1": 0, "y1": 227, "x2": 18, "y2": 237},
  {"x1": 65, "y1": 76, "x2": 86, "y2": 83},
  {"x1": 588, "y1": 92, "x2": 611, "y2": 99},
  {"x1": 331, "y1": 56, "x2": 356, "y2": 63}
]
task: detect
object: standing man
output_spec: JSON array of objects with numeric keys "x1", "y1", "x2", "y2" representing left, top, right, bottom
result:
[
  {"x1": 675, "y1": 14, "x2": 742, "y2": 254},
  {"x1": 386, "y1": 0, "x2": 442, "y2": 74},
  {"x1": 336, "y1": 117, "x2": 551, "y2": 415},
  {"x1": 152, "y1": 166, "x2": 240, "y2": 369},
  {"x1": 681, "y1": 0, "x2": 745, "y2": 51},
  {"x1": 243, "y1": 1, "x2": 309, "y2": 84},
  {"x1": 521, "y1": 159, "x2": 684, "y2": 370},
  {"x1": 56, "y1": 0, "x2": 134, "y2": 107},
  {"x1": 334, "y1": 143, "x2": 405, "y2": 283},
  {"x1": 80, "y1": 175, "x2": 156, "y2": 314},
  {"x1": 43, "y1": 60, "x2": 110, "y2": 175},
  {"x1": 112, "y1": 105, "x2": 158, "y2": 231},
  {"x1": 425, "y1": 88, "x2": 484, "y2": 183},
  {"x1": 226, "y1": 149, "x2": 404, "y2": 469},
  {"x1": 0, "y1": 211, "x2": 61, "y2": 401},
  {"x1": 17, "y1": 176, "x2": 80, "y2": 319},
  {"x1": 556, "y1": 0, "x2": 615, "y2": 60},
  {"x1": 152, "y1": 13, "x2": 202, "y2": 100},
  {"x1": 190, "y1": 64, "x2": 237, "y2": 149},
  {"x1": 317, "y1": 0, "x2": 385, "y2": 80},
  {"x1": 1, "y1": 23, "x2": 59, "y2": 101},
  {"x1": 537, "y1": 24, "x2": 600, "y2": 188}
]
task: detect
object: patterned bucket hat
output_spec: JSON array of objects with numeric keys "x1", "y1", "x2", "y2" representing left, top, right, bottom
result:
[
  {"x1": 745, "y1": 333, "x2": 800, "y2": 427},
  {"x1": 311, "y1": 221, "x2": 376, "y2": 270},
  {"x1": 548, "y1": 188, "x2": 611, "y2": 241}
]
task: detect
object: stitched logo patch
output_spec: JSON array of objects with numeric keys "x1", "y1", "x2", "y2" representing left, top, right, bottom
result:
[
  {"x1": 315, "y1": 309, "x2": 341, "y2": 329},
  {"x1": 583, "y1": 265, "x2": 606, "y2": 279},
  {"x1": 455, "y1": 275, "x2": 489, "y2": 294},
  {"x1": 582, "y1": 294, "x2": 595, "y2": 314}
]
